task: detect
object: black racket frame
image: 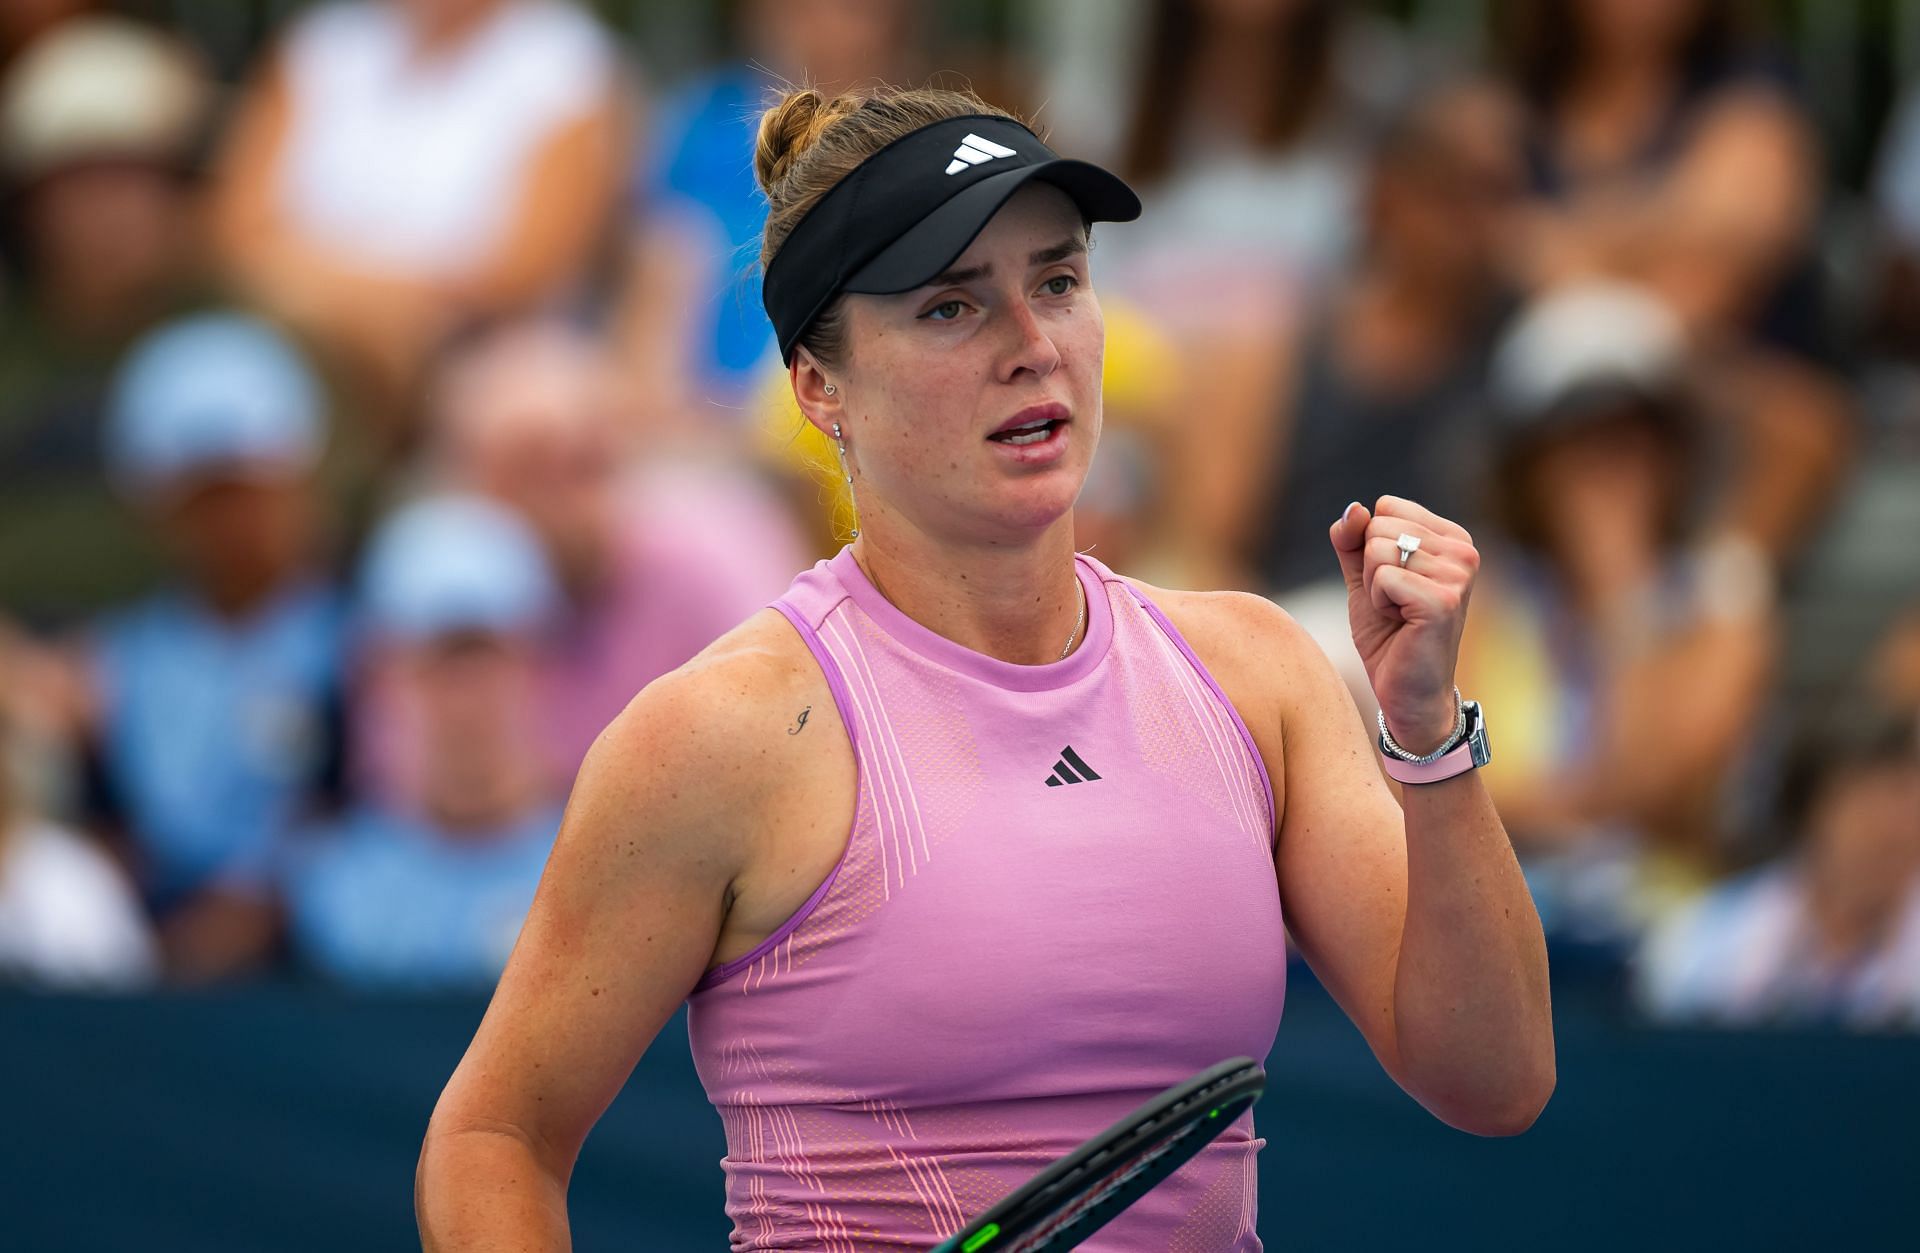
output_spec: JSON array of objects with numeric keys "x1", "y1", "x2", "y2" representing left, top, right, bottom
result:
[{"x1": 930, "y1": 1056, "x2": 1267, "y2": 1253}]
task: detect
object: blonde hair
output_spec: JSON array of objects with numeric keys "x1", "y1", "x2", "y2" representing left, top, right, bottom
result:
[{"x1": 753, "y1": 83, "x2": 1030, "y2": 369}]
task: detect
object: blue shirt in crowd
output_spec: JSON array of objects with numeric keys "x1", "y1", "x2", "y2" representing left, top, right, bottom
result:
[
  {"x1": 281, "y1": 803, "x2": 563, "y2": 990},
  {"x1": 639, "y1": 66, "x2": 775, "y2": 399},
  {"x1": 91, "y1": 580, "x2": 344, "y2": 912}
]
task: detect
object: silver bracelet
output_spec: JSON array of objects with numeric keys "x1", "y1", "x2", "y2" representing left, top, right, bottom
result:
[{"x1": 1378, "y1": 687, "x2": 1466, "y2": 765}]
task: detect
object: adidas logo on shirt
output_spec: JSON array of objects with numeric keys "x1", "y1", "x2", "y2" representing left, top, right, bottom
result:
[
  {"x1": 946, "y1": 133, "x2": 1018, "y2": 175},
  {"x1": 1044, "y1": 746, "x2": 1102, "y2": 787}
]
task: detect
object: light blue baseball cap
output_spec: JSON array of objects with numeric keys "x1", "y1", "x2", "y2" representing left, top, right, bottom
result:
[
  {"x1": 358, "y1": 495, "x2": 560, "y2": 643},
  {"x1": 106, "y1": 312, "x2": 325, "y2": 496}
]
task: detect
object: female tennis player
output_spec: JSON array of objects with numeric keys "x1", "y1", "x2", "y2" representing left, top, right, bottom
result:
[{"x1": 417, "y1": 86, "x2": 1554, "y2": 1251}]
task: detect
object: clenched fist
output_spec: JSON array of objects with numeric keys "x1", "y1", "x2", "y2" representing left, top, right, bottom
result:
[{"x1": 1329, "y1": 496, "x2": 1481, "y2": 756}]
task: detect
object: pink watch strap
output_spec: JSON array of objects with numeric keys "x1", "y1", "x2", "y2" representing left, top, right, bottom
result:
[{"x1": 1381, "y1": 737, "x2": 1478, "y2": 785}]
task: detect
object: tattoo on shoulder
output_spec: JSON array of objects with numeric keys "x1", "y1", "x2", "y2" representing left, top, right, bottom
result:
[{"x1": 788, "y1": 705, "x2": 811, "y2": 735}]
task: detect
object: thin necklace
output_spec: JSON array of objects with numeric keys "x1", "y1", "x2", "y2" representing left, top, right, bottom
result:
[
  {"x1": 1059, "y1": 578, "x2": 1086, "y2": 660},
  {"x1": 860, "y1": 548, "x2": 1085, "y2": 661}
]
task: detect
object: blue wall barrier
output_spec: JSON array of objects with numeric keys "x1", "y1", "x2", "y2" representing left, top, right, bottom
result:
[{"x1": 4, "y1": 975, "x2": 1912, "y2": 1250}]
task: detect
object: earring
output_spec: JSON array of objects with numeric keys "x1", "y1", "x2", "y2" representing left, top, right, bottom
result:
[
  {"x1": 830, "y1": 421, "x2": 858, "y2": 539},
  {"x1": 831, "y1": 423, "x2": 852, "y2": 483},
  {"x1": 824, "y1": 383, "x2": 837, "y2": 396}
]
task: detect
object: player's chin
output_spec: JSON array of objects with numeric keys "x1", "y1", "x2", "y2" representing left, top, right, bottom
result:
[{"x1": 974, "y1": 479, "x2": 1083, "y2": 536}]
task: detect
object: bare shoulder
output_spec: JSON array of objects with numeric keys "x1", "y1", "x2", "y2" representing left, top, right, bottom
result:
[
  {"x1": 648, "y1": 606, "x2": 827, "y2": 732},
  {"x1": 427, "y1": 610, "x2": 843, "y2": 1168},
  {"x1": 574, "y1": 607, "x2": 836, "y2": 861}
]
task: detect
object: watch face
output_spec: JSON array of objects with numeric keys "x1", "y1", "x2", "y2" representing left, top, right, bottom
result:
[{"x1": 1464, "y1": 701, "x2": 1492, "y2": 768}]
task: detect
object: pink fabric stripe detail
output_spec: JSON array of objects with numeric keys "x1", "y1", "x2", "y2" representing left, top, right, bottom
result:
[
  {"x1": 775, "y1": 1104, "x2": 824, "y2": 1193},
  {"x1": 925, "y1": 1154, "x2": 966, "y2": 1232},
  {"x1": 891, "y1": 1147, "x2": 965, "y2": 1235},
  {"x1": 693, "y1": 599, "x2": 861, "y2": 992},
  {"x1": 830, "y1": 612, "x2": 932, "y2": 870},
  {"x1": 1242, "y1": 1143, "x2": 1258, "y2": 1238},
  {"x1": 1161, "y1": 613, "x2": 1263, "y2": 845},
  {"x1": 1187, "y1": 650, "x2": 1269, "y2": 850},
  {"x1": 822, "y1": 616, "x2": 906, "y2": 893},
  {"x1": 1125, "y1": 587, "x2": 1278, "y2": 848},
  {"x1": 1126, "y1": 586, "x2": 1264, "y2": 848},
  {"x1": 1170, "y1": 631, "x2": 1267, "y2": 848},
  {"x1": 1139, "y1": 609, "x2": 1262, "y2": 847}
]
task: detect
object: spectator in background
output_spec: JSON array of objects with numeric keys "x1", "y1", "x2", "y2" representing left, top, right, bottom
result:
[
  {"x1": 175, "y1": 496, "x2": 567, "y2": 988},
  {"x1": 614, "y1": 0, "x2": 924, "y2": 429},
  {"x1": 1868, "y1": 81, "x2": 1920, "y2": 369},
  {"x1": 1455, "y1": 284, "x2": 1778, "y2": 943},
  {"x1": 209, "y1": 0, "x2": 627, "y2": 429},
  {"x1": 284, "y1": 496, "x2": 564, "y2": 989},
  {"x1": 427, "y1": 322, "x2": 806, "y2": 783},
  {"x1": 0, "y1": 656, "x2": 156, "y2": 990},
  {"x1": 1079, "y1": 0, "x2": 1410, "y2": 590},
  {"x1": 87, "y1": 314, "x2": 346, "y2": 971},
  {"x1": 1099, "y1": 0, "x2": 1408, "y2": 333},
  {"x1": 0, "y1": 17, "x2": 212, "y2": 628},
  {"x1": 1637, "y1": 703, "x2": 1920, "y2": 1030},
  {"x1": 1494, "y1": 0, "x2": 1851, "y2": 565},
  {"x1": 1226, "y1": 80, "x2": 1522, "y2": 597}
]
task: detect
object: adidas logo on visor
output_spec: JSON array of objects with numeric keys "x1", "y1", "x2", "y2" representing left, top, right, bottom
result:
[{"x1": 946, "y1": 132, "x2": 1018, "y2": 175}]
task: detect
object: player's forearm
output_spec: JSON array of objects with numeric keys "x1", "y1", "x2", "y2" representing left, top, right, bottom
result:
[
  {"x1": 417, "y1": 1124, "x2": 572, "y2": 1252},
  {"x1": 1390, "y1": 772, "x2": 1555, "y2": 1136}
]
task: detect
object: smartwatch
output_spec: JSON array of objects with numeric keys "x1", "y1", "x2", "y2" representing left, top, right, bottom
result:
[{"x1": 1379, "y1": 699, "x2": 1492, "y2": 785}]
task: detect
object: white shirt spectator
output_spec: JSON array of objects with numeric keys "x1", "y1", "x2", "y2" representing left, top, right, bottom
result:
[
  {"x1": 274, "y1": 0, "x2": 618, "y2": 277},
  {"x1": 0, "y1": 820, "x2": 158, "y2": 990},
  {"x1": 1057, "y1": 15, "x2": 1409, "y2": 333}
]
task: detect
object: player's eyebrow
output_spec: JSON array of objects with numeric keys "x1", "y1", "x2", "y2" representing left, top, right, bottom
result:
[
  {"x1": 920, "y1": 238, "x2": 1087, "y2": 290},
  {"x1": 1028, "y1": 237, "x2": 1086, "y2": 267},
  {"x1": 922, "y1": 261, "x2": 991, "y2": 288}
]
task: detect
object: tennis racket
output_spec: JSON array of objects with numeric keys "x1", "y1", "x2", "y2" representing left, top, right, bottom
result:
[{"x1": 929, "y1": 1056, "x2": 1266, "y2": 1253}]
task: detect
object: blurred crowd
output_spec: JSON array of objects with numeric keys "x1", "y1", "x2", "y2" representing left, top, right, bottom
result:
[{"x1": 1, "y1": 0, "x2": 1917, "y2": 1033}]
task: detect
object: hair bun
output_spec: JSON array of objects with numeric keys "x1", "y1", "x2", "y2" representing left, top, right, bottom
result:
[{"x1": 755, "y1": 87, "x2": 861, "y2": 201}]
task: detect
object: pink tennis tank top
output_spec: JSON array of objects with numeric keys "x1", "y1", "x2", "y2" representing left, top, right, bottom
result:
[{"x1": 687, "y1": 548, "x2": 1287, "y2": 1251}]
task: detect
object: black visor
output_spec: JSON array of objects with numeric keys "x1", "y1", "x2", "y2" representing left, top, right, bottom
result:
[{"x1": 762, "y1": 114, "x2": 1141, "y2": 364}]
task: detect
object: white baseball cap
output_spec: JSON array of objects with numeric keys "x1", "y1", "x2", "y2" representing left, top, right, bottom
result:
[
  {"x1": 1490, "y1": 281, "x2": 1688, "y2": 426},
  {"x1": 0, "y1": 17, "x2": 207, "y2": 178}
]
